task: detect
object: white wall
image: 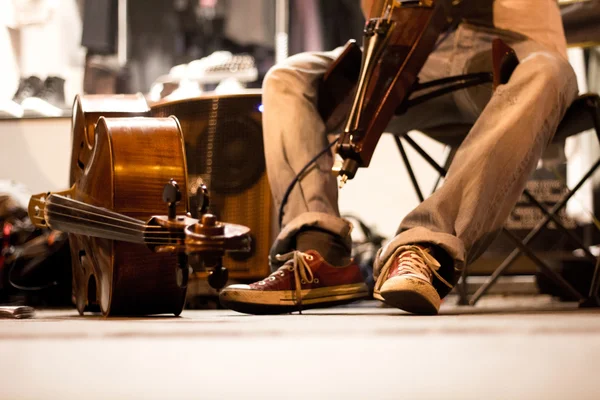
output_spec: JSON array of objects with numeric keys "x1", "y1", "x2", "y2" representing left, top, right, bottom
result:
[
  {"x1": 338, "y1": 132, "x2": 448, "y2": 239},
  {"x1": 0, "y1": 118, "x2": 71, "y2": 194}
]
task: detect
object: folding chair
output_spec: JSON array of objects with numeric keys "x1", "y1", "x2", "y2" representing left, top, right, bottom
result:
[{"x1": 392, "y1": 92, "x2": 600, "y2": 308}]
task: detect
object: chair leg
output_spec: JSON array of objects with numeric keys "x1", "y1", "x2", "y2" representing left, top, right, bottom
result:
[
  {"x1": 589, "y1": 96, "x2": 600, "y2": 143},
  {"x1": 522, "y1": 189, "x2": 595, "y2": 261},
  {"x1": 456, "y1": 267, "x2": 470, "y2": 305},
  {"x1": 431, "y1": 146, "x2": 456, "y2": 195},
  {"x1": 403, "y1": 134, "x2": 448, "y2": 177},
  {"x1": 501, "y1": 228, "x2": 583, "y2": 301},
  {"x1": 579, "y1": 95, "x2": 600, "y2": 308},
  {"x1": 580, "y1": 257, "x2": 600, "y2": 308},
  {"x1": 470, "y1": 157, "x2": 600, "y2": 304},
  {"x1": 394, "y1": 135, "x2": 425, "y2": 202}
]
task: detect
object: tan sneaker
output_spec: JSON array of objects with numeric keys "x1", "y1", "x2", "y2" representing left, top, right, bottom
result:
[
  {"x1": 373, "y1": 245, "x2": 452, "y2": 315},
  {"x1": 219, "y1": 250, "x2": 369, "y2": 314}
]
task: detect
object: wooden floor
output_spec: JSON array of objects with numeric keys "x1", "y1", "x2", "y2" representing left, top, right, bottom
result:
[{"x1": 1, "y1": 296, "x2": 600, "y2": 400}]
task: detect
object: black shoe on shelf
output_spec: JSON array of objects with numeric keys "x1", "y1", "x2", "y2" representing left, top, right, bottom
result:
[
  {"x1": 0, "y1": 76, "x2": 44, "y2": 119},
  {"x1": 12, "y1": 76, "x2": 44, "y2": 104},
  {"x1": 21, "y1": 76, "x2": 68, "y2": 117},
  {"x1": 38, "y1": 76, "x2": 67, "y2": 108}
]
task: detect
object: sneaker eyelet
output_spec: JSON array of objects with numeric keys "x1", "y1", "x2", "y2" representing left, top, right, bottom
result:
[
  {"x1": 314, "y1": 278, "x2": 319, "y2": 284},
  {"x1": 258, "y1": 281, "x2": 265, "y2": 285},
  {"x1": 279, "y1": 272, "x2": 285, "y2": 277},
  {"x1": 305, "y1": 255, "x2": 314, "y2": 261},
  {"x1": 300, "y1": 279, "x2": 306, "y2": 284},
  {"x1": 269, "y1": 276, "x2": 276, "y2": 281}
]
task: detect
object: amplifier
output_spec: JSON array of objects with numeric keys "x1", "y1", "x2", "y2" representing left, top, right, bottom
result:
[{"x1": 151, "y1": 91, "x2": 273, "y2": 282}]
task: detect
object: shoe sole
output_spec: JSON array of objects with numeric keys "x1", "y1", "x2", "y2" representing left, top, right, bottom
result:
[
  {"x1": 219, "y1": 283, "x2": 369, "y2": 315},
  {"x1": 379, "y1": 277, "x2": 440, "y2": 315}
]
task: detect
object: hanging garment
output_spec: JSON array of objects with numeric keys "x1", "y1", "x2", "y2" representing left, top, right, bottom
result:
[
  {"x1": 223, "y1": 0, "x2": 276, "y2": 48},
  {"x1": 318, "y1": 0, "x2": 365, "y2": 52},
  {"x1": 81, "y1": 0, "x2": 117, "y2": 55},
  {"x1": 288, "y1": 0, "x2": 323, "y2": 55}
]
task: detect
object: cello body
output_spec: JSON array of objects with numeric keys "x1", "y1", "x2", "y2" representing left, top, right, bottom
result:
[
  {"x1": 70, "y1": 94, "x2": 150, "y2": 186},
  {"x1": 68, "y1": 115, "x2": 189, "y2": 316}
]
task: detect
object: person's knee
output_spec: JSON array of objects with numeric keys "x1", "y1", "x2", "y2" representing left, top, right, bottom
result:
[
  {"x1": 262, "y1": 67, "x2": 305, "y2": 106},
  {"x1": 263, "y1": 52, "x2": 329, "y2": 103},
  {"x1": 520, "y1": 52, "x2": 577, "y2": 99}
]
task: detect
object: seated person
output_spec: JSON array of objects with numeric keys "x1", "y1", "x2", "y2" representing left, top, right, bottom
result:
[{"x1": 220, "y1": 0, "x2": 579, "y2": 315}]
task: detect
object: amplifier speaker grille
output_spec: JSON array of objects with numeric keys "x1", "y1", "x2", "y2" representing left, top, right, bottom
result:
[{"x1": 152, "y1": 92, "x2": 272, "y2": 280}]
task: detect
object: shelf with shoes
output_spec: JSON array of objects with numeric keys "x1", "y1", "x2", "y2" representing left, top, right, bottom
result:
[
  {"x1": 147, "y1": 51, "x2": 260, "y2": 103},
  {"x1": 0, "y1": 76, "x2": 72, "y2": 120}
]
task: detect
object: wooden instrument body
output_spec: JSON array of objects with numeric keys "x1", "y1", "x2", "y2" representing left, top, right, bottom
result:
[
  {"x1": 321, "y1": 0, "x2": 521, "y2": 182},
  {"x1": 321, "y1": 0, "x2": 452, "y2": 179},
  {"x1": 70, "y1": 94, "x2": 150, "y2": 185},
  {"x1": 68, "y1": 108, "x2": 189, "y2": 316}
]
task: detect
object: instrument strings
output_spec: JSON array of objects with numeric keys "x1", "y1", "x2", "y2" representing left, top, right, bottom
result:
[{"x1": 44, "y1": 201, "x2": 187, "y2": 246}]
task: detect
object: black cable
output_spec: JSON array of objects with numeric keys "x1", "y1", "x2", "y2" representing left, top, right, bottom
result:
[
  {"x1": 278, "y1": 138, "x2": 339, "y2": 229},
  {"x1": 5, "y1": 233, "x2": 66, "y2": 292},
  {"x1": 8, "y1": 256, "x2": 58, "y2": 291}
]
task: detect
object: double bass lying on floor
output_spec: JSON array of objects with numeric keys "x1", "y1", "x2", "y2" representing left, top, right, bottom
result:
[{"x1": 28, "y1": 114, "x2": 251, "y2": 317}]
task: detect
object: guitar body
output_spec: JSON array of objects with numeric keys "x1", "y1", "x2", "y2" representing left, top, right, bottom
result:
[{"x1": 70, "y1": 116, "x2": 189, "y2": 316}]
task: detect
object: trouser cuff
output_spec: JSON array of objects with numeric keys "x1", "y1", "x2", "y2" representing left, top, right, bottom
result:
[{"x1": 269, "y1": 212, "x2": 353, "y2": 270}]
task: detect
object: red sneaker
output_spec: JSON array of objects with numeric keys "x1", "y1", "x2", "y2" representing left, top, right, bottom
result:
[
  {"x1": 373, "y1": 245, "x2": 452, "y2": 315},
  {"x1": 219, "y1": 250, "x2": 369, "y2": 314}
]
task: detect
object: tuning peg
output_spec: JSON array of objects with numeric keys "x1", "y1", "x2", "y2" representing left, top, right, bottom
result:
[
  {"x1": 163, "y1": 179, "x2": 181, "y2": 219},
  {"x1": 196, "y1": 184, "x2": 210, "y2": 216}
]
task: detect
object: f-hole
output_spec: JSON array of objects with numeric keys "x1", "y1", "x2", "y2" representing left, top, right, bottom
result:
[
  {"x1": 87, "y1": 275, "x2": 98, "y2": 305},
  {"x1": 78, "y1": 250, "x2": 86, "y2": 270},
  {"x1": 77, "y1": 141, "x2": 85, "y2": 170}
]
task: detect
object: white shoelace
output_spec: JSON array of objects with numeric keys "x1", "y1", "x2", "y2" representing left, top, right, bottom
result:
[
  {"x1": 374, "y1": 245, "x2": 452, "y2": 294},
  {"x1": 272, "y1": 251, "x2": 317, "y2": 311}
]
